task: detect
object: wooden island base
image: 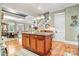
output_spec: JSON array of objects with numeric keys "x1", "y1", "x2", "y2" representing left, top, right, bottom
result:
[{"x1": 22, "y1": 32, "x2": 53, "y2": 56}]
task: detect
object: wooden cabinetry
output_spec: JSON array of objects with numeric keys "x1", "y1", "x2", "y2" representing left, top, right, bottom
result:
[
  {"x1": 22, "y1": 33, "x2": 52, "y2": 55},
  {"x1": 22, "y1": 35, "x2": 26, "y2": 48},
  {"x1": 45, "y1": 36, "x2": 52, "y2": 53},
  {"x1": 30, "y1": 35, "x2": 36, "y2": 51},
  {"x1": 37, "y1": 37, "x2": 44, "y2": 54},
  {"x1": 22, "y1": 34, "x2": 30, "y2": 48}
]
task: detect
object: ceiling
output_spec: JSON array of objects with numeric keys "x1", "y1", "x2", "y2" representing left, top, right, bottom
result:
[{"x1": 2, "y1": 3, "x2": 78, "y2": 16}]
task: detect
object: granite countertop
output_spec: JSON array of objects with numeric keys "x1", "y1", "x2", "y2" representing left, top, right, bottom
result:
[{"x1": 22, "y1": 32, "x2": 53, "y2": 36}]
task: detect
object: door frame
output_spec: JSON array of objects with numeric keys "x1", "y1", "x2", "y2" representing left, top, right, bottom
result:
[{"x1": 54, "y1": 12, "x2": 65, "y2": 42}]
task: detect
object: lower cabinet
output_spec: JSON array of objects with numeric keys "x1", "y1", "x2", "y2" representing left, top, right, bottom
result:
[
  {"x1": 30, "y1": 35, "x2": 36, "y2": 51},
  {"x1": 45, "y1": 36, "x2": 52, "y2": 53},
  {"x1": 22, "y1": 33, "x2": 52, "y2": 55},
  {"x1": 22, "y1": 35, "x2": 26, "y2": 48},
  {"x1": 25, "y1": 36, "x2": 30, "y2": 48},
  {"x1": 22, "y1": 34, "x2": 30, "y2": 48},
  {"x1": 37, "y1": 38, "x2": 44, "y2": 54}
]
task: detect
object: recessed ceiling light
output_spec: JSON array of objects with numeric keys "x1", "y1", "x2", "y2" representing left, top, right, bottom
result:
[{"x1": 37, "y1": 7, "x2": 42, "y2": 10}]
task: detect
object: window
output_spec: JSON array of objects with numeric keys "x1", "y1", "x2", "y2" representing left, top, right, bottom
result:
[
  {"x1": 16, "y1": 23, "x2": 24, "y2": 33},
  {"x1": 8, "y1": 22, "x2": 15, "y2": 32}
]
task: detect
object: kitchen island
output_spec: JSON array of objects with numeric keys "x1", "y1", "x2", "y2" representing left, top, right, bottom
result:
[{"x1": 22, "y1": 32, "x2": 53, "y2": 56}]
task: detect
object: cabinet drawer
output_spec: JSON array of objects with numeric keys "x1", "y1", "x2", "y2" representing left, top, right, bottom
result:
[
  {"x1": 32, "y1": 35, "x2": 38, "y2": 38},
  {"x1": 30, "y1": 35, "x2": 44, "y2": 39},
  {"x1": 26, "y1": 35, "x2": 29, "y2": 38},
  {"x1": 23, "y1": 34, "x2": 29, "y2": 37},
  {"x1": 37, "y1": 35, "x2": 44, "y2": 40}
]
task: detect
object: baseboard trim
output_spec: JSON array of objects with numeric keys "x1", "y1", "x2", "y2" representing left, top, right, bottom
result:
[{"x1": 53, "y1": 39, "x2": 78, "y2": 46}]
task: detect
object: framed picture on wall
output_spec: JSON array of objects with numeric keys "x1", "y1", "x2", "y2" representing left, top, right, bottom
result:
[{"x1": 70, "y1": 15, "x2": 79, "y2": 26}]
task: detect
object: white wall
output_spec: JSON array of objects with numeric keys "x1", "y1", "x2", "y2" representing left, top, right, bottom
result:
[
  {"x1": 25, "y1": 15, "x2": 34, "y2": 24},
  {"x1": 65, "y1": 5, "x2": 79, "y2": 42},
  {"x1": 50, "y1": 5, "x2": 79, "y2": 45}
]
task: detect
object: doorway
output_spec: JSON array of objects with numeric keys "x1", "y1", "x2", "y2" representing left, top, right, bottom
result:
[
  {"x1": 16, "y1": 23, "x2": 24, "y2": 45},
  {"x1": 54, "y1": 12, "x2": 65, "y2": 41}
]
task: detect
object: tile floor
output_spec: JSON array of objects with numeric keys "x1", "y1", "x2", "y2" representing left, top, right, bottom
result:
[{"x1": 14, "y1": 48, "x2": 39, "y2": 56}]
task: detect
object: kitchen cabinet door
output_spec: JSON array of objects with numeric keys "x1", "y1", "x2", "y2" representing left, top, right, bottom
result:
[
  {"x1": 22, "y1": 34, "x2": 30, "y2": 48},
  {"x1": 22, "y1": 36, "x2": 26, "y2": 48},
  {"x1": 30, "y1": 35, "x2": 36, "y2": 51},
  {"x1": 37, "y1": 38, "x2": 45, "y2": 54},
  {"x1": 25, "y1": 35, "x2": 30, "y2": 48},
  {"x1": 45, "y1": 36, "x2": 52, "y2": 53}
]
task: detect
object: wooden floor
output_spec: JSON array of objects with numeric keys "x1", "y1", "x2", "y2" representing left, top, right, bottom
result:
[
  {"x1": 5, "y1": 39, "x2": 79, "y2": 56},
  {"x1": 5, "y1": 39, "x2": 22, "y2": 56},
  {"x1": 50, "y1": 41, "x2": 78, "y2": 56}
]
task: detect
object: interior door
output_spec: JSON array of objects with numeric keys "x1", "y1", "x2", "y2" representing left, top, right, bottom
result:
[{"x1": 54, "y1": 12, "x2": 65, "y2": 41}]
